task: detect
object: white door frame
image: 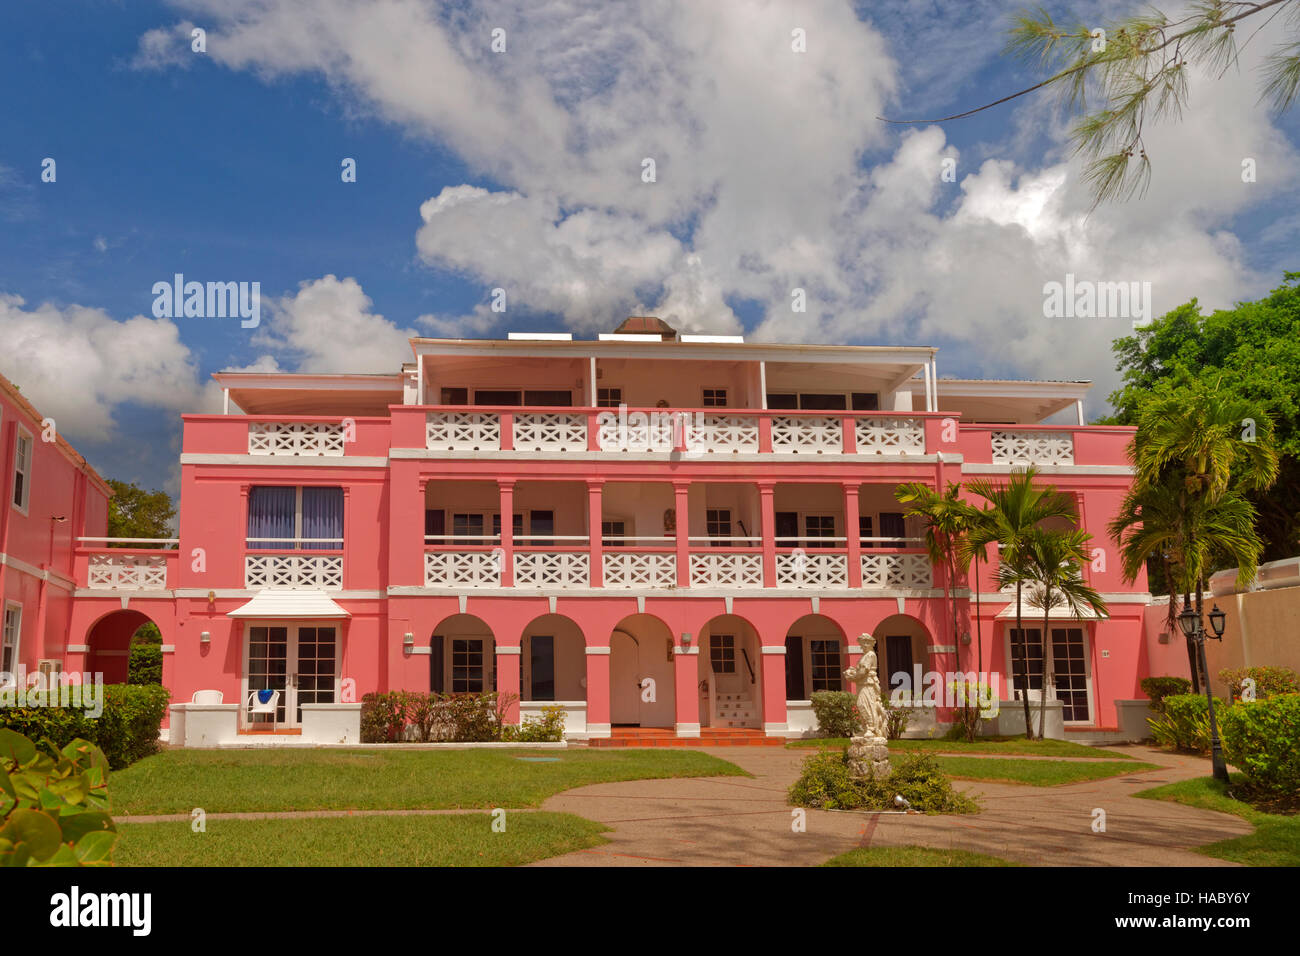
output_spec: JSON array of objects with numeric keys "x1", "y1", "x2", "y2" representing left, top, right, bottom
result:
[
  {"x1": 240, "y1": 621, "x2": 340, "y2": 729},
  {"x1": 1002, "y1": 622, "x2": 1095, "y2": 724}
]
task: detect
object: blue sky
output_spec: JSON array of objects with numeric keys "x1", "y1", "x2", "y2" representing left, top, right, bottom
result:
[{"x1": 1, "y1": 0, "x2": 1297, "y2": 493}]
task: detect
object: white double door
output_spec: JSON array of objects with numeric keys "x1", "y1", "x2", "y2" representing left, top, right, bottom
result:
[{"x1": 245, "y1": 623, "x2": 338, "y2": 727}]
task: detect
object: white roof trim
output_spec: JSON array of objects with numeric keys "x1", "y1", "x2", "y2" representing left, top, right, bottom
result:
[
  {"x1": 507, "y1": 332, "x2": 573, "y2": 341},
  {"x1": 227, "y1": 589, "x2": 351, "y2": 619},
  {"x1": 995, "y1": 600, "x2": 1106, "y2": 620}
]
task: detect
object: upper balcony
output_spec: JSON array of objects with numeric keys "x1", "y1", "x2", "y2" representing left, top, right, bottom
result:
[
  {"x1": 182, "y1": 414, "x2": 392, "y2": 461},
  {"x1": 73, "y1": 539, "x2": 180, "y2": 591}
]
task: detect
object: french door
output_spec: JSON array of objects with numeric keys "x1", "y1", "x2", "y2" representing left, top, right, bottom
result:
[
  {"x1": 245, "y1": 624, "x2": 338, "y2": 727},
  {"x1": 1007, "y1": 625, "x2": 1092, "y2": 723}
]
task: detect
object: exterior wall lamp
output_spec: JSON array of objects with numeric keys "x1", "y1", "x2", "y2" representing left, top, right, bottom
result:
[
  {"x1": 200, "y1": 631, "x2": 211, "y2": 644},
  {"x1": 404, "y1": 632, "x2": 415, "y2": 646},
  {"x1": 680, "y1": 632, "x2": 692, "y2": 649}
]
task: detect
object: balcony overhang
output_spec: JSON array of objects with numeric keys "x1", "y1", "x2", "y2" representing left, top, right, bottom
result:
[
  {"x1": 213, "y1": 372, "x2": 404, "y2": 416},
  {"x1": 995, "y1": 599, "x2": 1106, "y2": 620},
  {"x1": 228, "y1": 589, "x2": 351, "y2": 619},
  {"x1": 906, "y1": 378, "x2": 1092, "y2": 424}
]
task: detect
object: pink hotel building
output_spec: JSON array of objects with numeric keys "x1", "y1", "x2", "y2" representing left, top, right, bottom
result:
[{"x1": 23, "y1": 319, "x2": 1174, "y2": 744}]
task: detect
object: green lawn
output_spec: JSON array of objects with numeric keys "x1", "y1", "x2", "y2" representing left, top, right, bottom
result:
[
  {"x1": 787, "y1": 736, "x2": 1133, "y2": 759},
  {"x1": 114, "y1": 812, "x2": 608, "y2": 867},
  {"x1": 823, "y1": 845, "x2": 1020, "y2": 867},
  {"x1": 932, "y1": 756, "x2": 1160, "y2": 787},
  {"x1": 1135, "y1": 776, "x2": 1300, "y2": 866},
  {"x1": 111, "y1": 748, "x2": 747, "y2": 815}
]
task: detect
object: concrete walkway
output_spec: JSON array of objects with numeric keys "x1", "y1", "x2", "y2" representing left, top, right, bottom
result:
[{"x1": 530, "y1": 745, "x2": 1253, "y2": 867}]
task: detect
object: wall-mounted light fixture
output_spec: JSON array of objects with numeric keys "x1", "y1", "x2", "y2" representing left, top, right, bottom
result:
[
  {"x1": 680, "y1": 632, "x2": 692, "y2": 649},
  {"x1": 200, "y1": 631, "x2": 211, "y2": 644},
  {"x1": 404, "y1": 632, "x2": 415, "y2": 646}
]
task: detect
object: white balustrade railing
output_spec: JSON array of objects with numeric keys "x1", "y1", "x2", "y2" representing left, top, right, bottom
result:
[
  {"x1": 426, "y1": 412, "x2": 500, "y2": 451},
  {"x1": 603, "y1": 551, "x2": 677, "y2": 588},
  {"x1": 86, "y1": 553, "x2": 169, "y2": 589},
  {"x1": 245, "y1": 554, "x2": 343, "y2": 589},
  {"x1": 775, "y1": 552, "x2": 848, "y2": 588},
  {"x1": 861, "y1": 553, "x2": 933, "y2": 589},
  {"x1": 685, "y1": 414, "x2": 760, "y2": 454},
  {"x1": 424, "y1": 550, "x2": 501, "y2": 588},
  {"x1": 991, "y1": 430, "x2": 1075, "y2": 465},
  {"x1": 771, "y1": 415, "x2": 842, "y2": 454},
  {"x1": 513, "y1": 551, "x2": 590, "y2": 588},
  {"x1": 513, "y1": 413, "x2": 587, "y2": 452},
  {"x1": 249, "y1": 422, "x2": 345, "y2": 456},
  {"x1": 689, "y1": 552, "x2": 764, "y2": 588},
  {"x1": 855, "y1": 416, "x2": 925, "y2": 455}
]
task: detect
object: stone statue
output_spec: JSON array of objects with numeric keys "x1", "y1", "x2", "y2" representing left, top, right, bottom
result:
[
  {"x1": 843, "y1": 635, "x2": 887, "y2": 738},
  {"x1": 843, "y1": 634, "x2": 891, "y2": 779}
]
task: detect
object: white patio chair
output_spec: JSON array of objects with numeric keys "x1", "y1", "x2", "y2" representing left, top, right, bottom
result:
[
  {"x1": 191, "y1": 689, "x2": 223, "y2": 704},
  {"x1": 246, "y1": 689, "x2": 280, "y2": 727}
]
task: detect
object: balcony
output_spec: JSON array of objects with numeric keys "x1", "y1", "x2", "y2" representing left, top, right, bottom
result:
[
  {"x1": 422, "y1": 539, "x2": 932, "y2": 591},
  {"x1": 409, "y1": 406, "x2": 935, "y2": 457},
  {"x1": 75, "y1": 540, "x2": 179, "y2": 591},
  {"x1": 956, "y1": 424, "x2": 1134, "y2": 469},
  {"x1": 182, "y1": 415, "x2": 391, "y2": 459}
]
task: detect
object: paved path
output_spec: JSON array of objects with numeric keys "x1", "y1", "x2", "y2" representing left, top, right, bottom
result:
[{"x1": 530, "y1": 745, "x2": 1253, "y2": 867}]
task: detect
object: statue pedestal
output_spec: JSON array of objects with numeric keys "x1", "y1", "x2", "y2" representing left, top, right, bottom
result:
[{"x1": 847, "y1": 735, "x2": 891, "y2": 780}]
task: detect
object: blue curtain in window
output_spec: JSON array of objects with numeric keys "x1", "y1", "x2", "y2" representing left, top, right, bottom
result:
[
  {"x1": 247, "y1": 487, "x2": 296, "y2": 549},
  {"x1": 302, "y1": 487, "x2": 344, "y2": 551}
]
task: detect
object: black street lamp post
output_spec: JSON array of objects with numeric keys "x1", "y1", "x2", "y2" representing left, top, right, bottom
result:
[{"x1": 1178, "y1": 603, "x2": 1230, "y2": 784}]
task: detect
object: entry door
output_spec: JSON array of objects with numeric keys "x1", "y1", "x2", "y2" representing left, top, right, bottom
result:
[
  {"x1": 246, "y1": 624, "x2": 338, "y2": 727},
  {"x1": 1050, "y1": 627, "x2": 1092, "y2": 723},
  {"x1": 610, "y1": 631, "x2": 641, "y2": 725}
]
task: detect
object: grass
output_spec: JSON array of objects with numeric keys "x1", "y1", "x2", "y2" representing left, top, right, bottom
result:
[
  {"x1": 932, "y1": 756, "x2": 1160, "y2": 787},
  {"x1": 111, "y1": 748, "x2": 747, "y2": 815},
  {"x1": 113, "y1": 812, "x2": 608, "y2": 867},
  {"x1": 1135, "y1": 776, "x2": 1300, "y2": 866},
  {"x1": 787, "y1": 736, "x2": 1133, "y2": 759},
  {"x1": 822, "y1": 845, "x2": 1020, "y2": 867}
]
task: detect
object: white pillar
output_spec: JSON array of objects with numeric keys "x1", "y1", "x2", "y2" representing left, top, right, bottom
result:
[
  {"x1": 417, "y1": 353, "x2": 425, "y2": 405},
  {"x1": 222, "y1": 388, "x2": 230, "y2": 414},
  {"x1": 759, "y1": 361, "x2": 768, "y2": 409},
  {"x1": 589, "y1": 356, "x2": 597, "y2": 407},
  {"x1": 1076, "y1": 399, "x2": 1085, "y2": 426}
]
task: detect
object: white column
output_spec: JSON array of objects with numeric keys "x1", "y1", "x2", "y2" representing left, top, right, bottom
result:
[
  {"x1": 759, "y1": 361, "x2": 768, "y2": 409},
  {"x1": 1076, "y1": 399, "x2": 1085, "y2": 425},
  {"x1": 222, "y1": 388, "x2": 230, "y2": 414},
  {"x1": 417, "y1": 353, "x2": 426, "y2": 405},
  {"x1": 589, "y1": 356, "x2": 597, "y2": 406}
]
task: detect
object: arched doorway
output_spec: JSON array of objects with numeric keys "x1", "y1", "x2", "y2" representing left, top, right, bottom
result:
[
  {"x1": 429, "y1": 614, "x2": 494, "y2": 694},
  {"x1": 872, "y1": 614, "x2": 931, "y2": 703},
  {"x1": 608, "y1": 614, "x2": 675, "y2": 727},
  {"x1": 520, "y1": 614, "x2": 585, "y2": 703},
  {"x1": 783, "y1": 614, "x2": 848, "y2": 701},
  {"x1": 697, "y1": 614, "x2": 762, "y2": 728},
  {"x1": 85, "y1": 609, "x2": 159, "y2": 686}
]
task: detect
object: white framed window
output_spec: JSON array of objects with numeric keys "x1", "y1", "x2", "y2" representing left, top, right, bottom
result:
[
  {"x1": 804, "y1": 514, "x2": 836, "y2": 548},
  {"x1": 2, "y1": 602, "x2": 21, "y2": 678},
  {"x1": 702, "y1": 388, "x2": 728, "y2": 407},
  {"x1": 710, "y1": 634, "x2": 736, "y2": 674},
  {"x1": 12, "y1": 426, "x2": 33, "y2": 514},
  {"x1": 601, "y1": 518, "x2": 630, "y2": 547},
  {"x1": 597, "y1": 387, "x2": 623, "y2": 408},
  {"x1": 1004, "y1": 625, "x2": 1094, "y2": 724},
  {"x1": 706, "y1": 508, "x2": 732, "y2": 546},
  {"x1": 247, "y1": 486, "x2": 344, "y2": 550},
  {"x1": 808, "y1": 639, "x2": 843, "y2": 692}
]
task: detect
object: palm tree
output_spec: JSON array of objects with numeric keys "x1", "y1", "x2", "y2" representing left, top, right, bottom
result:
[
  {"x1": 964, "y1": 467, "x2": 1078, "y2": 738},
  {"x1": 960, "y1": 502, "x2": 999, "y2": 721},
  {"x1": 1115, "y1": 381, "x2": 1278, "y2": 690},
  {"x1": 895, "y1": 481, "x2": 977, "y2": 735},
  {"x1": 1008, "y1": 528, "x2": 1109, "y2": 739}
]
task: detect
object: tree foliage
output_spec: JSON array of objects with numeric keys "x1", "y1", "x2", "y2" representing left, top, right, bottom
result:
[{"x1": 106, "y1": 479, "x2": 176, "y2": 543}]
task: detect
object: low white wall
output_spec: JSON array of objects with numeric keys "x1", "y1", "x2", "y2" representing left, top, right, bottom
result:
[
  {"x1": 169, "y1": 703, "x2": 239, "y2": 747},
  {"x1": 987, "y1": 700, "x2": 1065, "y2": 739},
  {"x1": 301, "y1": 703, "x2": 362, "y2": 745},
  {"x1": 521, "y1": 700, "x2": 587, "y2": 737},
  {"x1": 785, "y1": 700, "x2": 816, "y2": 737},
  {"x1": 1114, "y1": 699, "x2": 1155, "y2": 743}
]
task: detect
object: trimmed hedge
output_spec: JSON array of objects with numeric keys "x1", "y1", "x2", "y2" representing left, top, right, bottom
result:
[
  {"x1": 358, "y1": 690, "x2": 555, "y2": 742},
  {"x1": 1218, "y1": 666, "x2": 1300, "y2": 702},
  {"x1": 1218, "y1": 693, "x2": 1300, "y2": 795},
  {"x1": 810, "y1": 691, "x2": 864, "y2": 739},
  {"x1": 789, "y1": 750, "x2": 978, "y2": 814},
  {"x1": 128, "y1": 644, "x2": 162, "y2": 685},
  {"x1": 1140, "y1": 676, "x2": 1192, "y2": 712},
  {"x1": 0, "y1": 683, "x2": 169, "y2": 769}
]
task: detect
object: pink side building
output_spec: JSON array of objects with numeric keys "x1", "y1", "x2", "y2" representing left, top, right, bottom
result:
[{"x1": 13, "y1": 322, "x2": 1190, "y2": 743}]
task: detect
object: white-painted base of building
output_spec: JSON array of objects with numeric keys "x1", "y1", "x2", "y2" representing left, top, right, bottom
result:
[
  {"x1": 585, "y1": 722, "x2": 612, "y2": 738},
  {"x1": 763, "y1": 722, "x2": 788, "y2": 737},
  {"x1": 675, "y1": 722, "x2": 701, "y2": 737}
]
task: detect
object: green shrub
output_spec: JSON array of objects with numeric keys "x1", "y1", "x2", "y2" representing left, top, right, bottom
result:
[
  {"x1": 0, "y1": 683, "x2": 168, "y2": 770},
  {"x1": 1218, "y1": 666, "x2": 1300, "y2": 702},
  {"x1": 811, "y1": 691, "x2": 864, "y2": 739},
  {"x1": 1140, "y1": 676, "x2": 1192, "y2": 712},
  {"x1": 359, "y1": 692, "x2": 409, "y2": 743},
  {"x1": 127, "y1": 644, "x2": 162, "y2": 685},
  {"x1": 788, "y1": 749, "x2": 979, "y2": 814},
  {"x1": 0, "y1": 730, "x2": 116, "y2": 866},
  {"x1": 1147, "y1": 692, "x2": 1230, "y2": 753},
  {"x1": 501, "y1": 705, "x2": 567, "y2": 742},
  {"x1": 359, "y1": 691, "x2": 520, "y2": 742},
  {"x1": 883, "y1": 693, "x2": 912, "y2": 740},
  {"x1": 1218, "y1": 693, "x2": 1300, "y2": 795}
]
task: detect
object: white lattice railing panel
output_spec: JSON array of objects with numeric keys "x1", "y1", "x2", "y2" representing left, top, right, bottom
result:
[
  {"x1": 771, "y1": 415, "x2": 843, "y2": 454},
  {"x1": 685, "y1": 414, "x2": 760, "y2": 454},
  {"x1": 513, "y1": 551, "x2": 590, "y2": 588},
  {"x1": 603, "y1": 551, "x2": 677, "y2": 588},
  {"x1": 248, "y1": 422, "x2": 346, "y2": 456},
  {"x1": 596, "y1": 411, "x2": 678, "y2": 452},
  {"x1": 424, "y1": 551, "x2": 501, "y2": 588},
  {"x1": 775, "y1": 552, "x2": 848, "y2": 588},
  {"x1": 86, "y1": 553, "x2": 169, "y2": 589},
  {"x1": 991, "y1": 430, "x2": 1075, "y2": 465},
  {"x1": 689, "y1": 552, "x2": 764, "y2": 588},
  {"x1": 861, "y1": 553, "x2": 933, "y2": 589},
  {"x1": 245, "y1": 554, "x2": 343, "y2": 589},
  {"x1": 513, "y1": 413, "x2": 587, "y2": 452},
  {"x1": 855, "y1": 417, "x2": 926, "y2": 454},
  {"x1": 425, "y1": 412, "x2": 500, "y2": 451}
]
